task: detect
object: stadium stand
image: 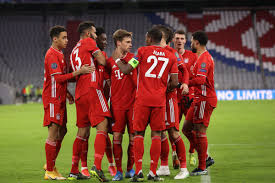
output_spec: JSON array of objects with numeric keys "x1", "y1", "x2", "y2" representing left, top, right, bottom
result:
[{"x1": 0, "y1": 11, "x2": 274, "y2": 95}]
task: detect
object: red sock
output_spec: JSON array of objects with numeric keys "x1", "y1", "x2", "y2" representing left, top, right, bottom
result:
[
  {"x1": 150, "y1": 136, "x2": 161, "y2": 175},
  {"x1": 127, "y1": 140, "x2": 135, "y2": 172},
  {"x1": 160, "y1": 136, "x2": 169, "y2": 166},
  {"x1": 56, "y1": 140, "x2": 62, "y2": 158},
  {"x1": 71, "y1": 136, "x2": 85, "y2": 174},
  {"x1": 45, "y1": 139, "x2": 56, "y2": 172},
  {"x1": 105, "y1": 135, "x2": 114, "y2": 165},
  {"x1": 169, "y1": 135, "x2": 177, "y2": 152},
  {"x1": 194, "y1": 131, "x2": 208, "y2": 170},
  {"x1": 81, "y1": 138, "x2": 89, "y2": 168},
  {"x1": 113, "y1": 138, "x2": 123, "y2": 172},
  {"x1": 134, "y1": 135, "x2": 144, "y2": 174},
  {"x1": 174, "y1": 136, "x2": 187, "y2": 168},
  {"x1": 94, "y1": 131, "x2": 107, "y2": 171},
  {"x1": 183, "y1": 129, "x2": 196, "y2": 153}
]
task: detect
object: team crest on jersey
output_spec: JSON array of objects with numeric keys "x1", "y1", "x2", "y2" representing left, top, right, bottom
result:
[
  {"x1": 201, "y1": 62, "x2": 206, "y2": 68},
  {"x1": 51, "y1": 63, "x2": 58, "y2": 69},
  {"x1": 184, "y1": 58, "x2": 189, "y2": 63}
]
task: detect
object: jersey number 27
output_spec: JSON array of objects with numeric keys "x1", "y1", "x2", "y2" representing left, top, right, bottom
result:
[{"x1": 145, "y1": 55, "x2": 168, "y2": 78}]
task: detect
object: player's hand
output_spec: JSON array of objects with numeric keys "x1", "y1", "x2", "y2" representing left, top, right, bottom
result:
[
  {"x1": 67, "y1": 93, "x2": 74, "y2": 104},
  {"x1": 112, "y1": 48, "x2": 122, "y2": 60},
  {"x1": 80, "y1": 64, "x2": 94, "y2": 74},
  {"x1": 181, "y1": 83, "x2": 189, "y2": 95}
]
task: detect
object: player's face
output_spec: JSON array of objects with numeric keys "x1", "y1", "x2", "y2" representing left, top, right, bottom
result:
[
  {"x1": 191, "y1": 37, "x2": 198, "y2": 53},
  {"x1": 88, "y1": 26, "x2": 97, "y2": 40},
  {"x1": 119, "y1": 37, "x2": 132, "y2": 52},
  {"x1": 55, "y1": 31, "x2": 68, "y2": 49},
  {"x1": 173, "y1": 33, "x2": 186, "y2": 49},
  {"x1": 96, "y1": 33, "x2": 107, "y2": 51}
]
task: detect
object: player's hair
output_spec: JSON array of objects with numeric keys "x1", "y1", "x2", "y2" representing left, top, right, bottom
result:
[
  {"x1": 174, "y1": 29, "x2": 186, "y2": 37},
  {"x1": 147, "y1": 27, "x2": 162, "y2": 44},
  {"x1": 112, "y1": 29, "x2": 132, "y2": 47},
  {"x1": 192, "y1": 31, "x2": 208, "y2": 46},
  {"x1": 49, "y1": 25, "x2": 66, "y2": 40},
  {"x1": 153, "y1": 24, "x2": 173, "y2": 44},
  {"x1": 77, "y1": 21, "x2": 95, "y2": 35},
  {"x1": 96, "y1": 27, "x2": 105, "y2": 36}
]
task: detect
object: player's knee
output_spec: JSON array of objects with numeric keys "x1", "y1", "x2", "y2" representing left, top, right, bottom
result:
[
  {"x1": 77, "y1": 127, "x2": 90, "y2": 138},
  {"x1": 135, "y1": 131, "x2": 144, "y2": 137},
  {"x1": 113, "y1": 132, "x2": 122, "y2": 141},
  {"x1": 161, "y1": 131, "x2": 167, "y2": 139},
  {"x1": 168, "y1": 128, "x2": 180, "y2": 141},
  {"x1": 151, "y1": 130, "x2": 161, "y2": 137}
]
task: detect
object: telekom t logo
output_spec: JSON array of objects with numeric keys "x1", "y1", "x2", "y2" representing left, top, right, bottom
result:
[{"x1": 115, "y1": 70, "x2": 123, "y2": 80}]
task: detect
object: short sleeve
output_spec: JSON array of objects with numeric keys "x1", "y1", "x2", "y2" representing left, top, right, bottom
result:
[
  {"x1": 86, "y1": 38, "x2": 100, "y2": 55},
  {"x1": 46, "y1": 54, "x2": 62, "y2": 75},
  {"x1": 170, "y1": 56, "x2": 179, "y2": 74}
]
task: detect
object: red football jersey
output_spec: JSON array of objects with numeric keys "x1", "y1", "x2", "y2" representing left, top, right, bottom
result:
[
  {"x1": 70, "y1": 38, "x2": 100, "y2": 99},
  {"x1": 42, "y1": 47, "x2": 67, "y2": 106},
  {"x1": 108, "y1": 52, "x2": 136, "y2": 110},
  {"x1": 181, "y1": 50, "x2": 198, "y2": 99},
  {"x1": 192, "y1": 50, "x2": 217, "y2": 107},
  {"x1": 135, "y1": 45, "x2": 178, "y2": 107}
]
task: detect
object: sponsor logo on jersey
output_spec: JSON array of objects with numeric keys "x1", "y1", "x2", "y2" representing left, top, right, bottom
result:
[
  {"x1": 199, "y1": 69, "x2": 207, "y2": 73},
  {"x1": 184, "y1": 58, "x2": 189, "y2": 63}
]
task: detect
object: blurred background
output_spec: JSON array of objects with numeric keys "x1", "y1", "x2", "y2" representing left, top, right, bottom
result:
[{"x1": 0, "y1": 0, "x2": 275, "y2": 104}]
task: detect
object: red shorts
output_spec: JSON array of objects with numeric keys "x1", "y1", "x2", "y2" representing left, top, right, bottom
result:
[
  {"x1": 112, "y1": 108, "x2": 134, "y2": 134},
  {"x1": 165, "y1": 96, "x2": 179, "y2": 131},
  {"x1": 75, "y1": 88, "x2": 111, "y2": 128},
  {"x1": 133, "y1": 103, "x2": 166, "y2": 132},
  {"x1": 43, "y1": 103, "x2": 67, "y2": 127},
  {"x1": 188, "y1": 101, "x2": 214, "y2": 127}
]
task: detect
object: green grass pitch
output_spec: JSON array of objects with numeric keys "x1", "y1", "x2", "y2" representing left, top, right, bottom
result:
[{"x1": 0, "y1": 100, "x2": 275, "y2": 183}]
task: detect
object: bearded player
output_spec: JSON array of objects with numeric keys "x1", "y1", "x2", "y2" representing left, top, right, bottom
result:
[
  {"x1": 188, "y1": 31, "x2": 216, "y2": 176},
  {"x1": 69, "y1": 21, "x2": 111, "y2": 182}
]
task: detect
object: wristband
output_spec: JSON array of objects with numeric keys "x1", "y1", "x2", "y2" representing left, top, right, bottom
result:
[{"x1": 177, "y1": 82, "x2": 182, "y2": 89}]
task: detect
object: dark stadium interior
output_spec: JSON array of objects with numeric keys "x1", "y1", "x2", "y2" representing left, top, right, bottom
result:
[{"x1": 0, "y1": 0, "x2": 275, "y2": 104}]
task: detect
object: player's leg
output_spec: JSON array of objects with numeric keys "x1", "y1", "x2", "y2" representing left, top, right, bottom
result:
[
  {"x1": 156, "y1": 131, "x2": 170, "y2": 176},
  {"x1": 89, "y1": 88, "x2": 112, "y2": 182},
  {"x1": 125, "y1": 133, "x2": 135, "y2": 178},
  {"x1": 68, "y1": 127, "x2": 90, "y2": 180},
  {"x1": 68, "y1": 95, "x2": 91, "y2": 180},
  {"x1": 125, "y1": 108, "x2": 135, "y2": 178},
  {"x1": 182, "y1": 104, "x2": 196, "y2": 166},
  {"x1": 190, "y1": 101, "x2": 214, "y2": 176},
  {"x1": 147, "y1": 106, "x2": 166, "y2": 182},
  {"x1": 131, "y1": 104, "x2": 150, "y2": 182},
  {"x1": 112, "y1": 132, "x2": 124, "y2": 180},
  {"x1": 167, "y1": 127, "x2": 189, "y2": 179},
  {"x1": 106, "y1": 133, "x2": 116, "y2": 176},
  {"x1": 131, "y1": 131, "x2": 145, "y2": 182},
  {"x1": 44, "y1": 123, "x2": 59, "y2": 180}
]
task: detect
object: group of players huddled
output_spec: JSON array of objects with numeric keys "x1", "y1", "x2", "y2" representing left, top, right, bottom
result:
[{"x1": 42, "y1": 21, "x2": 217, "y2": 182}]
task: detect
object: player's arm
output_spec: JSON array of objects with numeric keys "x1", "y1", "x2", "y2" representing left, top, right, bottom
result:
[
  {"x1": 189, "y1": 61, "x2": 208, "y2": 87},
  {"x1": 93, "y1": 50, "x2": 106, "y2": 66},
  {"x1": 115, "y1": 57, "x2": 136, "y2": 75},
  {"x1": 53, "y1": 64, "x2": 94, "y2": 83},
  {"x1": 167, "y1": 59, "x2": 179, "y2": 91},
  {"x1": 167, "y1": 73, "x2": 179, "y2": 92}
]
